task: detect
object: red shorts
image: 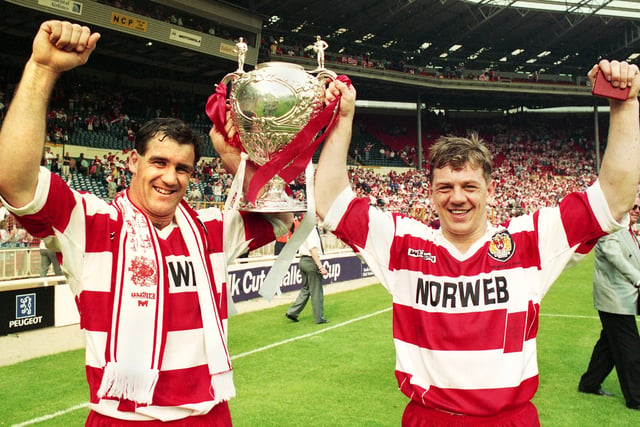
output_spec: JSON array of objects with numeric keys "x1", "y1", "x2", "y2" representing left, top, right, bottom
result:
[
  {"x1": 402, "y1": 400, "x2": 540, "y2": 427},
  {"x1": 85, "y1": 402, "x2": 232, "y2": 426}
]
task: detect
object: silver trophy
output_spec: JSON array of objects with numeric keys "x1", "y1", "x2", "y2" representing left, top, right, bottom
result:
[{"x1": 221, "y1": 61, "x2": 336, "y2": 212}]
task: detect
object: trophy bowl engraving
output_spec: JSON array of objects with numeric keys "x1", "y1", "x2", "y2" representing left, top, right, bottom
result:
[
  {"x1": 230, "y1": 62, "x2": 326, "y2": 165},
  {"x1": 223, "y1": 61, "x2": 335, "y2": 212}
]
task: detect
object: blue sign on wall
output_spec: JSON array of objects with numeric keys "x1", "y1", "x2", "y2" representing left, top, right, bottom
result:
[
  {"x1": 229, "y1": 255, "x2": 368, "y2": 302},
  {"x1": 0, "y1": 287, "x2": 54, "y2": 336}
]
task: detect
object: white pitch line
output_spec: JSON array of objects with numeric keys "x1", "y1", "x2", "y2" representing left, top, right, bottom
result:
[
  {"x1": 11, "y1": 402, "x2": 90, "y2": 427},
  {"x1": 10, "y1": 307, "x2": 392, "y2": 427},
  {"x1": 540, "y1": 313, "x2": 599, "y2": 319},
  {"x1": 15, "y1": 309, "x2": 622, "y2": 426},
  {"x1": 231, "y1": 307, "x2": 392, "y2": 360}
]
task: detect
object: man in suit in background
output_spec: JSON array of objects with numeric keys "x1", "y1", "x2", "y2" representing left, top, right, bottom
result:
[
  {"x1": 579, "y1": 195, "x2": 640, "y2": 410},
  {"x1": 285, "y1": 221, "x2": 328, "y2": 324}
]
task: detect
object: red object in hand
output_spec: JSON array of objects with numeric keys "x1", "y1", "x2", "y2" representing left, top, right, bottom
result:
[{"x1": 592, "y1": 69, "x2": 631, "y2": 101}]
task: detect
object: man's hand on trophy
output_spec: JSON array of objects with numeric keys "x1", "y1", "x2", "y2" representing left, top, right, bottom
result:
[
  {"x1": 325, "y1": 79, "x2": 356, "y2": 119},
  {"x1": 209, "y1": 110, "x2": 243, "y2": 175}
]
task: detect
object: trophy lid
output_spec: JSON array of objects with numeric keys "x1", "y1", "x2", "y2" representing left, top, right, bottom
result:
[{"x1": 255, "y1": 61, "x2": 305, "y2": 71}]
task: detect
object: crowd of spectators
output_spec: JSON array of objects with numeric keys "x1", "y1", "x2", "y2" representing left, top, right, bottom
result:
[
  {"x1": 262, "y1": 34, "x2": 426, "y2": 75},
  {"x1": 0, "y1": 56, "x2": 606, "y2": 251},
  {"x1": 348, "y1": 114, "x2": 599, "y2": 226},
  {"x1": 0, "y1": 208, "x2": 34, "y2": 249},
  {"x1": 260, "y1": 32, "x2": 575, "y2": 86}
]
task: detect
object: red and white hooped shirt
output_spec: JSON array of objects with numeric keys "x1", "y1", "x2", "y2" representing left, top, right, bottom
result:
[
  {"x1": 322, "y1": 181, "x2": 623, "y2": 416},
  {"x1": 4, "y1": 167, "x2": 285, "y2": 421}
]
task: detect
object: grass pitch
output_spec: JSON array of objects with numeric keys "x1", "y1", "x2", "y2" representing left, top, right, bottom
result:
[{"x1": 1, "y1": 251, "x2": 639, "y2": 426}]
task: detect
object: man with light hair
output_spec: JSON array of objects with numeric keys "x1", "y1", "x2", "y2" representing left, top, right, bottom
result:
[{"x1": 316, "y1": 60, "x2": 640, "y2": 425}]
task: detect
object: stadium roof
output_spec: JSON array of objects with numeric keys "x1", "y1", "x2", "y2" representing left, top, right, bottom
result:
[
  {"x1": 232, "y1": 0, "x2": 640, "y2": 110},
  {"x1": 246, "y1": 0, "x2": 640, "y2": 77},
  {"x1": 1, "y1": 0, "x2": 639, "y2": 111},
  {"x1": 466, "y1": 0, "x2": 640, "y2": 19}
]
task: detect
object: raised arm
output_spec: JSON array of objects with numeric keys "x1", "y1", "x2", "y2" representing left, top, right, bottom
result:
[
  {"x1": 0, "y1": 21, "x2": 100, "y2": 208},
  {"x1": 315, "y1": 79, "x2": 357, "y2": 220},
  {"x1": 592, "y1": 60, "x2": 640, "y2": 221}
]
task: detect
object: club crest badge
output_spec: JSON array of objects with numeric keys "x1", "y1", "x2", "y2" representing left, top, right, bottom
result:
[
  {"x1": 488, "y1": 231, "x2": 515, "y2": 262},
  {"x1": 129, "y1": 256, "x2": 157, "y2": 287}
]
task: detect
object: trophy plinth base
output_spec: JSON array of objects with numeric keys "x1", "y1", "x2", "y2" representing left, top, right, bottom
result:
[
  {"x1": 236, "y1": 176, "x2": 307, "y2": 213},
  {"x1": 238, "y1": 198, "x2": 307, "y2": 213}
]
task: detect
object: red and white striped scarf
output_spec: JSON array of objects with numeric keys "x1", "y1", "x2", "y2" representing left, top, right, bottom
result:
[{"x1": 97, "y1": 193, "x2": 234, "y2": 406}]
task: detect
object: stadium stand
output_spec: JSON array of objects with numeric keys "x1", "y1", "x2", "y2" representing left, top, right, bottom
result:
[
  {"x1": 1, "y1": 56, "x2": 602, "y2": 225},
  {"x1": 0, "y1": 0, "x2": 618, "y2": 286}
]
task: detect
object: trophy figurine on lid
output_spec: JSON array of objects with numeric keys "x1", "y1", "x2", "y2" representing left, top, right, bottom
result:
[{"x1": 205, "y1": 35, "x2": 346, "y2": 213}]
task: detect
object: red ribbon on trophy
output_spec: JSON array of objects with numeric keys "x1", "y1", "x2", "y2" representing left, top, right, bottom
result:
[
  {"x1": 205, "y1": 74, "x2": 351, "y2": 205},
  {"x1": 205, "y1": 82, "x2": 243, "y2": 150}
]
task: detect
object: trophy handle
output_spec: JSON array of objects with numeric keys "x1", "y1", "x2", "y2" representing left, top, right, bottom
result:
[
  {"x1": 314, "y1": 69, "x2": 338, "y2": 84},
  {"x1": 221, "y1": 71, "x2": 243, "y2": 86},
  {"x1": 312, "y1": 69, "x2": 340, "y2": 122}
]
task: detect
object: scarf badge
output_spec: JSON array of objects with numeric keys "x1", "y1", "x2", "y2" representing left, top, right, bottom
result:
[
  {"x1": 125, "y1": 216, "x2": 157, "y2": 293},
  {"x1": 129, "y1": 256, "x2": 156, "y2": 288}
]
